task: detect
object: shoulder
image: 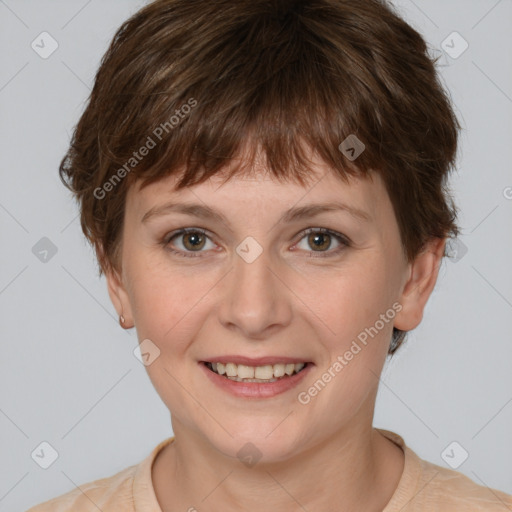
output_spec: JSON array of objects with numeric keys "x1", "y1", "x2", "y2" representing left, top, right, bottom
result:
[
  {"x1": 378, "y1": 429, "x2": 512, "y2": 512},
  {"x1": 24, "y1": 463, "x2": 138, "y2": 512},
  {"x1": 414, "y1": 456, "x2": 512, "y2": 511},
  {"x1": 25, "y1": 437, "x2": 174, "y2": 512}
]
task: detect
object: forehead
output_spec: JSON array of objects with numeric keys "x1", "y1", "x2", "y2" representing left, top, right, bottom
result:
[{"x1": 126, "y1": 161, "x2": 389, "y2": 226}]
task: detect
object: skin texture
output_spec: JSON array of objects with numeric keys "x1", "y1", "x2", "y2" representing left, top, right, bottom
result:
[{"x1": 106, "y1": 153, "x2": 445, "y2": 511}]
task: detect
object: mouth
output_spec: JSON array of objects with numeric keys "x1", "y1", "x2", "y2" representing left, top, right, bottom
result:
[{"x1": 202, "y1": 361, "x2": 309, "y2": 383}]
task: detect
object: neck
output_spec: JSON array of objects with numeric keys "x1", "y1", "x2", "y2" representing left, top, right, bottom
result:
[{"x1": 152, "y1": 417, "x2": 404, "y2": 512}]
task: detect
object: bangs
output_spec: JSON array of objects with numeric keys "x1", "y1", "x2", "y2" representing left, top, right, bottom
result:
[{"x1": 96, "y1": 3, "x2": 388, "y2": 194}]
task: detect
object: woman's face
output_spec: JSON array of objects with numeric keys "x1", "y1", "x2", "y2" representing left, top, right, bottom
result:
[{"x1": 107, "y1": 156, "x2": 440, "y2": 462}]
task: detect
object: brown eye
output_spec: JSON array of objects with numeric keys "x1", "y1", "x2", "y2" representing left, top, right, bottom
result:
[
  {"x1": 164, "y1": 228, "x2": 216, "y2": 257},
  {"x1": 307, "y1": 232, "x2": 332, "y2": 251},
  {"x1": 182, "y1": 231, "x2": 206, "y2": 251},
  {"x1": 294, "y1": 228, "x2": 349, "y2": 258}
]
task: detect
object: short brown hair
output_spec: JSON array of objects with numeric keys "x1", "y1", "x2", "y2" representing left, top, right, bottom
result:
[{"x1": 59, "y1": 0, "x2": 461, "y2": 354}]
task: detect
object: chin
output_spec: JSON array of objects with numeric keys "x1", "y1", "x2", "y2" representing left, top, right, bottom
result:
[{"x1": 207, "y1": 420, "x2": 302, "y2": 464}]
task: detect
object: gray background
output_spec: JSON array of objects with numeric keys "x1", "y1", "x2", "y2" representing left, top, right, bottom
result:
[{"x1": 1, "y1": 0, "x2": 511, "y2": 510}]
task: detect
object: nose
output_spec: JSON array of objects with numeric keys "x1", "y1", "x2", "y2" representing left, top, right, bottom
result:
[{"x1": 217, "y1": 245, "x2": 293, "y2": 340}]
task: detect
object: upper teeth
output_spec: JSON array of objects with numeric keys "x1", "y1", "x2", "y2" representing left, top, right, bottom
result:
[{"x1": 211, "y1": 362, "x2": 305, "y2": 379}]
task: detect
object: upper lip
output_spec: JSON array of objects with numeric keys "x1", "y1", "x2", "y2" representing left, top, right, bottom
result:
[{"x1": 201, "y1": 356, "x2": 312, "y2": 366}]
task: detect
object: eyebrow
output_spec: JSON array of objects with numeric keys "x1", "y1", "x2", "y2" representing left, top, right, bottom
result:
[{"x1": 141, "y1": 201, "x2": 371, "y2": 226}]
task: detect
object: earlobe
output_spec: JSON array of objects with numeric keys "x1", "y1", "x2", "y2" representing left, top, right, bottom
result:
[
  {"x1": 394, "y1": 238, "x2": 446, "y2": 332},
  {"x1": 105, "y1": 265, "x2": 134, "y2": 329}
]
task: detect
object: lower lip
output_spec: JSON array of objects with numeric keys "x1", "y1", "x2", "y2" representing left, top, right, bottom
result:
[{"x1": 200, "y1": 362, "x2": 313, "y2": 398}]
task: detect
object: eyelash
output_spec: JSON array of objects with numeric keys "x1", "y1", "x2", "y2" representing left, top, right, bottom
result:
[{"x1": 162, "y1": 227, "x2": 351, "y2": 259}]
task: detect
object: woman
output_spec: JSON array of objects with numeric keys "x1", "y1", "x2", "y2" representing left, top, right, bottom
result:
[{"x1": 27, "y1": 0, "x2": 512, "y2": 510}]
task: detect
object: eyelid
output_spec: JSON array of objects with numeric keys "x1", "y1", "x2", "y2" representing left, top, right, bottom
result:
[
  {"x1": 163, "y1": 227, "x2": 217, "y2": 258},
  {"x1": 295, "y1": 227, "x2": 351, "y2": 246},
  {"x1": 164, "y1": 226, "x2": 211, "y2": 244},
  {"x1": 290, "y1": 227, "x2": 350, "y2": 258}
]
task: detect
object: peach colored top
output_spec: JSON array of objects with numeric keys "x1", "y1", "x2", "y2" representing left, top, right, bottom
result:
[{"x1": 26, "y1": 429, "x2": 512, "y2": 511}]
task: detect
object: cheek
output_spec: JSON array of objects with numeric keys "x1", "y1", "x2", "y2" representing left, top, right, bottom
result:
[
  {"x1": 303, "y1": 261, "x2": 397, "y2": 348},
  {"x1": 125, "y1": 262, "x2": 211, "y2": 411},
  {"x1": 126, "y1": 255, "x2": 217, "y2": 347},
  {"x1": 296, "y1": 264, "x2": 399, "y2": 421}
]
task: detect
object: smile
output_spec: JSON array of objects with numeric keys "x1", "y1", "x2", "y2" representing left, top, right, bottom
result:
[{"x1": 204, "y1": 361, "x2": 308, "y2": 382}]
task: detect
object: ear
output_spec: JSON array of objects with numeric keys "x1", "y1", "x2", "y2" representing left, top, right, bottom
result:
[
  {"x1": 105, "y1": 263, "x2": 134, "y2": 329},
  {"x1": 394, "y1": 237, "x2": 446, "y2": 332}
]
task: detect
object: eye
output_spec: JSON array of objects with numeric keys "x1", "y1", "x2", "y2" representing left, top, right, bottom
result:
[
  {"x1": 162, "y1": 227, "x2": 350, "y2": 259},
  {"x1": 163, "y1": 228, "x2": 217, "y2": 257},
  {"x1": 293, "y1": 228, "x2": 350, "y2": 257}
]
